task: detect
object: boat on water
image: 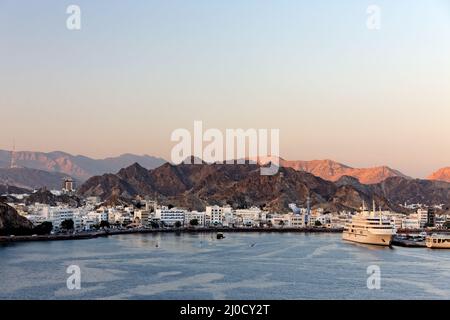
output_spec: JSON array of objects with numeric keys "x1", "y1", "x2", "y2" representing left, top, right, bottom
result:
[
  {"x1": 343, "y1": 201, "x2": 395, "y2": 246},
  {"x1": 426, "y1": 234, "x2": 450, "y2": 249},
  {"x1": 216, "y1": 232, "x2": 225, "y2": 239}
]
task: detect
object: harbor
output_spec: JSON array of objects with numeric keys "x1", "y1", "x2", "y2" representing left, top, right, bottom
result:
[{"x1": 2, "y1": 231, "x2": 450, "y2": 300}]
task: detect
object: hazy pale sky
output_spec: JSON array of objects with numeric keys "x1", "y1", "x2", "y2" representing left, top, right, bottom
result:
[{"x1": 1, "y1": 0, "x2": 449, "y2": 178}]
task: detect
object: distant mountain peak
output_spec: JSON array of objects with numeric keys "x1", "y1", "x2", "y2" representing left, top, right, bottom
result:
[
  {"x1": 118, "y1": 162, "x2": 150, "y2": 177},
  {"x1": 428, "y1": 167, "x2": 450, "y2": 183}
]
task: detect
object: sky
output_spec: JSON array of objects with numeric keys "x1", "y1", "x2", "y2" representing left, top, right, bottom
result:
[{"x1": 1, "y1": 0, "x2": 449, "y2": 178}]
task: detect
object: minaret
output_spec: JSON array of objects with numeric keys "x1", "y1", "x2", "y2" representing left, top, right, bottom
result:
[{"x1": 305, "y1": 195, "x2": 311, "y2": 226}]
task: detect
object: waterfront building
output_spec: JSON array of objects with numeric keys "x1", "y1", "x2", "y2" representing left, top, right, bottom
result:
[
  {"x1": 290, "y1": 214, "x2": 305, "y2": 228},
  {"x1": 185, "y1": 211, "x2": 206, "y2": 226},
  {"x1": 313, "y1": 214, "x2": 330, "y2": 226},
  {"x1": 108, "y1": 209, "x2": 119, "y2": 224},
  {"x1": 235, "y1": 207, "x2": 263, "y2": 227},
  {"x1": 206, "y1": 205, "x2": 232, "y2": 226},
  {"x1": 118, "y1": 212, "x2": 133, "y2": 225},
  {"x1": 435, "y1": 215, "x2": 447, "y2": 229},
  {"x1": 267, "y1": 213, "x2": 291, "y2": 227},
  {"x1": 223, "y1": 210, "x2": 236, "y2": 227},
  {"x1": 44, "y1": 207, "x2": 77, "y2": 229},
  {"x1": 155, "y1": 207, "x2": 186, "y2": 226},
  {"x1": 427, "y1": 208, "x2": 436, "y2": 227},
  {"x1": 389, "y1": 215, "x2": 403, "y2": 231},
  {"x1": 81, "y1": 215, "x2": 97, "y2": 230},
  {"x1": 134, "y1": 210, "x2": 150, "y2": 226},
  {"x1": 87, "y1": 210, "x2": 108, "y2": 223},
  {"x1": 73, "y1": 216, "x2": 82, "y2": 230},
  {"x1": 402, "y1": 217, "x2": 420, "y2": 229},
  {"x1": 328, "y1": 213, "x2": 351, "y2": 229},
  {"x1": 417, "y1": 209, "x2": 429, "y2": 228}
]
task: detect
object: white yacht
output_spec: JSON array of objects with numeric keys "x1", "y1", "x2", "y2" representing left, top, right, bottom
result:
[{"x1": 343, "y1": 201, "x2": 396, "y2": 246}]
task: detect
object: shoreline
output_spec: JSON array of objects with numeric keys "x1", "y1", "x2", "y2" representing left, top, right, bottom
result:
[
  {"x1": 2, "y1": 227, "x2": 449, "y2": 244},
  {"x1": 0, "y1": 227, "x2": 343, "y2": 243}
]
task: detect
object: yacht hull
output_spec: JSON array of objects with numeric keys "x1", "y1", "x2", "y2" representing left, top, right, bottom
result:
[
  {"x1": 426, "y1": 238, "x2": 450, "y2": 249},
  {"x1": 342, "y1": 231, "x2": 392, "y2": 246}
]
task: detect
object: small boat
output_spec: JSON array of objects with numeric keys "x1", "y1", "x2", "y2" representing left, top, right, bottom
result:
[
  {"x1": 426, "y1": 234, "x2": 450, "y2": 249},
  {"x1": 216, "y1": 232, "x2": 225, "y2": 239}
]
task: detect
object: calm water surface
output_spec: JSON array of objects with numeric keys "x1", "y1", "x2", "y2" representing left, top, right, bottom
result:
[{"x1": 1, "y1": 232, "x2": 449, "y2": 299}]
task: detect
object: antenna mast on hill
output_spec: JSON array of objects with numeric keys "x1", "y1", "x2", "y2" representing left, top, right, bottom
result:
[{"x1": 10, "y1": 139, "x2": 17, "y2": 169}]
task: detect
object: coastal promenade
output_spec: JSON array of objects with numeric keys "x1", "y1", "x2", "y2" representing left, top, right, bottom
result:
[{"x1": 0, "y1": 227, "x2": 343, "y2": 243}]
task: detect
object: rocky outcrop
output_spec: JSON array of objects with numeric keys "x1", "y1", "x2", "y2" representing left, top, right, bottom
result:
[
  {"x1": 0, "y1": 202, "x2": 33, "y2": 235},
  {"x1": 25, "y1": 188, "x2": 82, "y2": 207}
]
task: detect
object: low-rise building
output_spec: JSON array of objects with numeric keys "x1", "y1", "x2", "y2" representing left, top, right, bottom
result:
[
  {"x1": 267, "y1": 213, "x2": 291, "y2": 228},
  {"x1": 134, "y1": 210, "x2": 150, "y2": 226},
  {"x1": 402, "y1": 218, "x2": 420, "y2": 230},
  {"x1": 206, "y1": 205, "x2": 232, "y2": 226},
  {"x1": 155, "y1": 207, "x2": 186, "y2": 226},
  {"x1": 235, "y1": 207, "x2": 263, "y2": 227},
  {"x1": 185, "y1": 211, "x2": 206, "y2": 227}
]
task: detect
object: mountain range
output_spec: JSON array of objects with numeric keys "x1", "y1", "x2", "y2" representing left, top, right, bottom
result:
[
  {"x1": 0, "y1": 150, "x2": 166, "y2": 181},
  {"x1": 78, "y1": 162, "x2": 450, "y2": 213},
  {"x1": 254, "y1": 156, "x2": 411, "y2": 184},
  {"x1": 0, "y1": 150, "x2": 448, "y2": 195}
]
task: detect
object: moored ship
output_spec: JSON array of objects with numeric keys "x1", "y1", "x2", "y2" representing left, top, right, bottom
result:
[
  {"x1": 426, "y1": 234, "x2": 450, "y2": 249},
  {"x1": 343, "y1": 201, "x2": 395, "y2": 246}
]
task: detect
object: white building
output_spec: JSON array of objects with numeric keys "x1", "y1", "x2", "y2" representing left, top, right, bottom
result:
[
  {"x1": 390, "y1": 216, "x2": 404, "y2": 231},
  {"x1": 402, "y1": 218, "x2": 420, "y2": 230},
  {"x1": 206, "y1": 205, "x2": 232, "y2": 226},
  {"x1": 329, "y1": 213, "x2": 351, "y2": 229},
  {"x1": 417, "y1": 209, "x2": 429, "y2": 228},
  {"x1": 235, "y1": 207, "x2": 263, "y2": 227},
  {"x1": 44, "y1": 207, "x2": 77, "y2": 229},
  {"x1": 155, "y1": 207, "x2": 186, "y2": 226},
  {"x1": 313, "y1": 214, "x2": 330, "y2": 226},
  {"x1": 268, "y1": 213, "x2": 291, "y2": 227},
  {"x1": 435, "y1": 215, "x2": 447, "y2": 229},
  {"x1": 185, "y1": 211, "x2": 206, "y2": 227},
  {"x1": 134, "y1": 210, "x2": 150, "y2": 226},
  {"x1": 290, "y1": 214, "x2": 305, "y2": 228},
  {"x1": 81, "y1": 216, "x2": 97, "y2": 230},
  {"x1": 87, "y1": 210, "x2": 109, "y2": 223}
]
